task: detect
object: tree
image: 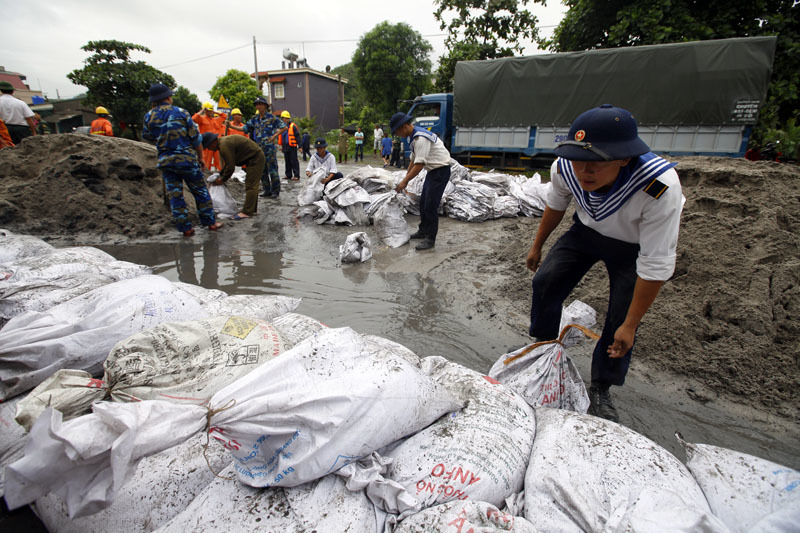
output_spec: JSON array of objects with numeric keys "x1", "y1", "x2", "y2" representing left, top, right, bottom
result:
[
  {"x1": 209, "y1": 69, "x2": 262, "y2": 119},
  {"x1": 68, "y1": 40, "x2": 175, "y2": 139},
  {"x1": 172, "y1": 86, "x2": 201, "y2": 115},
  {"x1": 432, "y1": 0, "x2": 545, "y2": 91},
  {"x1": 352, "y1": 22, "x2": 433, "y2": 118},
  {"x1": 543, "y1": 0, "x2": 799, "y2": 144}
]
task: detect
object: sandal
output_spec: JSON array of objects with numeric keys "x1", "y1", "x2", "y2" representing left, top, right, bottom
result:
[
  {"x1": 207, "y1": 222, "x2": 223, "y2": 231},
  {"x1": 231, "y1": 214, "x2": 250, "y2": 220},
  {"x1": 183, "y1": 228, "x2": 195, "y2": 237}
]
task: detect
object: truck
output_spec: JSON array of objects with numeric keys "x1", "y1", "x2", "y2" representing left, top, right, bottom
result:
[{"x1": 404, "y1": 36, "x2": 777, "y2": 169}]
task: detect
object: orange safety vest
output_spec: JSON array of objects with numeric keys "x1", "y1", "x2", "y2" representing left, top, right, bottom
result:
[
  {"x1": 0, "y1": 119, "x2": 14, "y2": 147},
  {"x1": 90, "y1": 117, "x2": 113, "y2": 136},
  {"x1": 287, "y1": 122, "x2": 298, "y2": 147}
]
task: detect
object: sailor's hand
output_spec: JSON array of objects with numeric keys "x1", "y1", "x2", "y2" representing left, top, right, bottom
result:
[
  {"x1": 212, "y1": 177, "x2": 224, "y2": 186},
  {"x1": 306, "y1": 171, "x2": 312, "y2": 177},
  {"x1": 395, "y1": 180, "x2": 408, "y2": 193},
  {"x1": 526, "y1": 246, "x2": 542, "y2": 272},
  {"x1": 608, "y1": 323, "x2": 635, "y2": 358}
]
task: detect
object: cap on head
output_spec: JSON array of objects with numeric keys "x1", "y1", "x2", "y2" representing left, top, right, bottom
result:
[
  {"x1": 95, "y1": 106, "x2": 109, "y2": 115},
  {"x1": 201, "y1": 101, "x2": 214, "y2": 110},
  {"x1": 280, "y1": 110, "x2": 291, "y2": 119},
  {"x1": 389, "y1": 112, "x2": 413, "y2": 135},
  {"x1": 314, "y1": 138, "x2": 327, "y2": 148},
  {"x1": 254, "y1": 96, "x2": 269, "y2": 107},
  {"x1": 231, "y1": 108, "x2": 242, "y2": 116},
  {"x1": 201, "y1": 132, "x2": 219, "y2": 148},
  {"x1": 148, "y1": 83, "x2": 173, "y2": 102},
  {"x1": 554, "y1": 104, "x2": 650, "y2": 161},
  {"x1": 0, "y1": 81, "x2": 14, "y2": 92}
]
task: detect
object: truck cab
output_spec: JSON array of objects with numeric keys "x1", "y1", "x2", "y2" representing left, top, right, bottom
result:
[{"x1": 402, "y1": 94, "x2": 453, "y2": 163}]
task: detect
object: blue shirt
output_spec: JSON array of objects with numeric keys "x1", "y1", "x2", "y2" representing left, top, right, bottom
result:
[
  {"x1": 381, "y1": 136, "x2": 392, "y2": 154},
  {"x1": 243, "y1": 113, "x2": 285, "y2": 146},
  {"x1": 142, "y1": 104, "x2": 201, "y2": 169}
]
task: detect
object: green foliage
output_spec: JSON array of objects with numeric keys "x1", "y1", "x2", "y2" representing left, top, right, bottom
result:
[
  {"x1": 172, "y1": 86, "x2": 201, "y2": 115},
  {"x1": 432, "y1": 0, "x2": 544, "y2": 92},
  {"x1": 543, "y1": 0, "x2": 799, "y2": 146},
  {"x1": 325, "y1": 129, "x2": 351, "y2": 155},
  {"x1": 295, "y1": 115, "x2": 322, "y2": 140},
  {"x1": 763, "y1": 118, "x2": 800, "y2": 160},
  {"x1": 352, "y1": 22, "x2": 433, "y2": 118},
  {"x1": 209, "y1": 69, "x2": 262, "y2": 119},
  {"x1": 67, "y1": 40, "x2": 175, "y2": 138}
]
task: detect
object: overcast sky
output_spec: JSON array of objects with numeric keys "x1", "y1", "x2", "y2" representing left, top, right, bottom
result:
[{"x1": 0, "y1": 0, "x2": 567, "y2": 102}]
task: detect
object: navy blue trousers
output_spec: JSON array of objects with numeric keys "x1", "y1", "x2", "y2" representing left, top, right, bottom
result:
[
  {"x1": 418, "y1": 165, "x2": 451, "y2": 241},
  {"x1": 530, "y1": 215, "x2": 639, "y2": 386}
]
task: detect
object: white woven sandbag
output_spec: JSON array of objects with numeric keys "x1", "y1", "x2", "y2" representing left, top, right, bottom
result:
[
  {"x1": 393, "y1": 500, "x2": 538, "y2": 533},
  {"x1": 678, "y1": 435, "x2": 800, "y2": 533},
  {"x1": 493, "y1": 195, "x2": 521, "y2": 218},
  {"x1": 339, "y1": 232, "x2": 373, "y2": 263},
  {"x1": 272, "y1": 312, "x2": 325, "y2": 348},
  {"x1": 205, "y1": 176, "x2": 239, "y2": 216},
  {"x1": 0, "y1": 394, "x2": 26, "y2": 497},
  {"x1": 0, "y1": 229, "x2": 54, "y2": 264},
  {"x1": 559, "y1": 300, "x2": 597, "y2": 347},
  {"x1": 445, "y1": 181, "x2": 497, "y2": 222},
  {"x1": 524, "y1": 408, "x2": 727, "y2": 532},
  {"x1": 374, "y1": 195, "x2": 411, "y2": 248},
  {"x1": 171, "y1": 281, "x2": 227, "y2": 302},
  {"x1": 488, "y1": 325, "x2": 592, "y2": 413},
  {"x1": 0, "y1": 275, "x2": 207, "y2": 400},
  {"x1": 0, "y1": 247, "x2": 151, "y2": 319},
  {"x1": 354, "y1": 357, "x2": 534, "y2": 519},
  {"x1": 5, "y1": 327, "x2": 461, "y2": 518},
  {"x1": 199, "y1": 294, "x2": 300, "y2": 320},
  {"x1": 15, "y1": 316, "x2": 288, "y2": 430},
  {"x1": 34, "y1": 432, "x2": 229, "y2": 533},
  {"x1": 297, "y1": 168, "x2": 326, "y2": 206}
]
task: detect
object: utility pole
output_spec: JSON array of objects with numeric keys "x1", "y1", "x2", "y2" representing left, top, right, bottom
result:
[
  {"x1": 338, "y1": 74, "x2": 343, "y2": 128},
  {"x1": 253, "y1": 36, "x2": 259, "y2": 92}
]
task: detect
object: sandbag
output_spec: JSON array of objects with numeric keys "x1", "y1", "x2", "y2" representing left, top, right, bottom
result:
[
  {"x1": 0, "y1": 275, "x2": 207, "y2": 400},
  {"x1": 5, "y1": 327, "x2": 462, "y2": 518},
  {"x1": 523, "y1": 408, "x2": 727, "y2": 532},
  {"x1": 14, "y1": 316, "x2": 288, "y2": 430},
  {"x1": 0, "y1": 229, "x2": 54, "y2": 264},
  {"x1": 205, "y1": 174, "x2": 238, "y2": 216},
  {"x1": 351, "y1": 357, "x2": 535, "y2": 519},
  {"x1": 0, "y1": 246, "x2": 151, "y2": 319},
  {"x1": 678, "y1": 434, "x2": 800, "y2": 533},
  {"x1": 374, "y1": 194, "x2": 411, "y2": 248},
  {"x1": 488, "y1": 324, "x2": 594, "y2": 413},
  {"x1": 199, "y1": 294, "x2": 300, "y2": 320},
  {"x1": 297, "y1": 168, "x2": 326, "y2": 206},
  {"x1": 445, "y1": 181, "x2": 497, "y2": 222},
  {"x1": 559, "y1": 299, "x2": 597, "y2": 347},
  {"x1": 34, "y1": 431, "x2": 229, "y2": 533},
  {"x1": 272, "y1": 312, "x2": 326, "y2": 348},
  {"x1": 0, "y1": 394, "x2": 27, "y2": 497},
  {"x1": 393, "y1": 500, "x2": 538, "y2": 533},
  {"x1": 153, "y1": 464, "x2": 386, "y2": 533},
  {"x1": 339, "y1": 232, "x2": 373, "y2": 263}
]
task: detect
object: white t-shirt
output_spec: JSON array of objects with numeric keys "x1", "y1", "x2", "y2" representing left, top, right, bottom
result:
[
  {"x1": 0, "y1": 94, "x2": 34, "y2": 126},
  {"x1": 547, "y1": 157, "x2": 684, "y2": 281},
  {"x1": 373, "y1": 128, "x2": 383, "y2": 140},
  {"x1": 410, "y1": 132, "x2": 451, "y2": 170},
  {"x1": 306, "y1": 151, "x2": 338, "y2": 175}
]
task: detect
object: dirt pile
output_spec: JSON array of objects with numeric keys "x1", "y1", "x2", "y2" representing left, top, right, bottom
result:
[{"x1": 495, "y1": 157, "x2": 800, "y2": 420}]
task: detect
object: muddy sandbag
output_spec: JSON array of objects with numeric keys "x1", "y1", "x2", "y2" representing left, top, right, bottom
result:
[
  {"x1": 523, "y1": 408, "x2": 727, "y2": 532},
  {"x1": 509, "y1": 174, "x2": 549, "y2": 217},
  {"x1": 449, "y1": 158, "x2": 470, "y2": 183},
  {"x1": 199, "y1": 294, "x2": 300, "y2": 320},
  {"x1": 374, "y1": 195, "x2": 411, "y2": 248},
  {"x1": 678, "y1": 434, "x2": 800, "y2": 532},
  {"x1": 154, "y1": 464, "x2": 386, "y2": 533},
  {"x1": 272, "y1": 312, "x2": 326, "y2": 348},
  {"x1": 559, "y1": 299, "x2": 597, "y2": 347},
  {"x1": 0, "y1": 246, "x2": 151, "y2": 320},
  {"x1": 0, "y1": 275, "x2": 207, "y2": 400},
  {"x1": 493, "y1": 195, "x2": 521, "y2": 218},
  {"x1": 5, "y1": 327, "x2": 462, "y2": 518},
  {"x1": 350, "y1": 357, "x2": 535, "y2": 519},
  {"x1": 488, "y1": 324, "x2": 593, "y2": 413},
  {"x1": 205, "y1": 174, "x2": 239, "y2": 216},
  {"x1": 297, "y1": 168, "x2": 325, "y2": 206},
  {"x1": 0, "y1": 229, "x2": 54, "y2": 264},
  {"x1": 0, "y1": 394, "x2": 27, "y2": 497},
  {"x1": 339, "y1": 232, "x2": 373, "y2": 263},
  {"x1": 34, "y1": 431, "x2": 229, "y2": 533},
  {"x1": 393, "y1": 500, "x2": 537, "y2": 532},
  {"x1": 445, "y1": 181, "x2": 497, "y2": 222},
  {"x1": 171, "y1": 281, "x2": 227, "y2": 302},
  {"x1": 14, "y1": 316, "x2": 288, "y2": 430}
]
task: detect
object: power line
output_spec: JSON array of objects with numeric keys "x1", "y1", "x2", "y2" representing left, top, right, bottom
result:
[{"x1": 158, "y1": 43, "x2": 251, "y2": 69}]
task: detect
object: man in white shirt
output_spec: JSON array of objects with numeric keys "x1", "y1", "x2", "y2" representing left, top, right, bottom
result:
[
  {"x1": 373, "y1": 124, "x2": 383, "y2": 156},
  {"x1": 0, "y1": 81, "x2": 37, "y2": 144},
  {"x1": 305, "y1": 138, "x2": 343, "y2": 184},
  {"x1": 526, "y1": 104, "x2": 683, "y2": 422},
  {"x1": 392, "y1": 112, "x2": 451, "y2": 250}
]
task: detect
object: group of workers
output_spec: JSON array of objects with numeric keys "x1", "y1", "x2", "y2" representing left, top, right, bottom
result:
[{"x1": 142, "y1": 79, "x2": 681, "y2": 423}]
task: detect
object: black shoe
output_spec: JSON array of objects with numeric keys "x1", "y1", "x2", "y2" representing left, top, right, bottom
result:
[
  {"x1": 588, "y1": 384, "x2": 619, "y2": 422},
  {"x1": 409, "y1": 231, "x2": 426, "y2": 239},
  {"x1": 415, "y1": 239, "x2": 435, "y2": 251},
  {"x1": 260, "y1": 192, "x2": 271, "y2": 198}
]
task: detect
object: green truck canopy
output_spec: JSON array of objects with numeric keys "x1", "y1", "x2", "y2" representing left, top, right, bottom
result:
[{"x1": 453, "y1": 36, "x2": 777, "y2": 128}]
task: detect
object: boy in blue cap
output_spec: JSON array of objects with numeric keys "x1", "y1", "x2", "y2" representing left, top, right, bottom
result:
[
  {"x1": 391, "y1": 112, "x2": 451, "y2": 250},
  {"x1": 526, "y1": 104, "x2": 683, "y2": 422},
  {"x1": 142, "y1": 83, "x2": 221, "y2": 237}
]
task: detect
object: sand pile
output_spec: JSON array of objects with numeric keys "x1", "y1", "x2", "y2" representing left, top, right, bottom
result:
[{"x1": 495, "y1": 157, "x2": 800, "y2": 420}]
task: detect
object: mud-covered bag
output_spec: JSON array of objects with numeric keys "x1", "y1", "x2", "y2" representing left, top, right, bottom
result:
[
  {"x1": 374, "y1": 195, "x2": 410, "y2": 248},
  {"x1": 488, "y1": 324, "x2": 595, "y2": 413},
  {"x1": 205, "y1": 174, "x2": 238, "y2": 216},
  {"x1": 0, "y1": 229, "x2": 54, "y2": 264},
  {"x1": 393, "y1": 500, "x2": 537, "y2": 533},
  {"x1": 339, "y1": 232, "x2": 373, "y2": 263}
]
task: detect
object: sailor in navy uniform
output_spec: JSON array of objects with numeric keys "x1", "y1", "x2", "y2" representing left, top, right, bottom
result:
[{"x1": 526, "y1": 104, "x2": 684, "y2": 422}]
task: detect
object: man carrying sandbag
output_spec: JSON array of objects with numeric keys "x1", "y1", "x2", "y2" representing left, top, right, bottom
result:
[
  {"x1": 202, "y1": 132, "x2": 265, "y2": 221},
  {"x1": 526, "y1": 104, "x2": 683, "y2": 422}
]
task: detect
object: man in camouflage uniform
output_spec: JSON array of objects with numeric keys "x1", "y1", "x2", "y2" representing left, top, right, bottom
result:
[
  {"x1": 229, "y1": 96, "x2": 286, "y2": 198},
  {"x1": 142, "y1": 83, "x2": 222, "y2": 237}
]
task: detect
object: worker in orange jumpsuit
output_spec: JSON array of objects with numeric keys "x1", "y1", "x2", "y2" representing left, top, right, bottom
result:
[
  {"x1": 192, "y1": 101, "x2": 226, "y2": 171},
  {"x1": 90, "y1": 106, "x2": 114, "y2": 136},
  {"x1": 0, "y1": 118, "x2": 14, "y2": 148},
  {"x1": 224, "y1": 109, "x2": 248, "y2": 137}
]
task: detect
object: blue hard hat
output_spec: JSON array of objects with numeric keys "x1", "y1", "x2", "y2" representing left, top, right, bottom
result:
[
  {"x1": 148, "y1": 83, "x2": 173, "y2": 103},
  {"x1": 389, "y1": 112, "x2": 413, "y2": 134},
  {"x1": 555, "y1": 104, "x2": 650, "y2": 161}
]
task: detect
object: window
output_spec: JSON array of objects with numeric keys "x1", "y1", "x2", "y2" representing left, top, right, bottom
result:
[{"x1": 274, "y1": 83, "x2": 285, "y2": 99}]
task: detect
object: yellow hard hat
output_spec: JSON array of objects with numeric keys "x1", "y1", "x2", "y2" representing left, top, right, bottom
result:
[
  {"x1": 231, "y1": 108, "x2": 242, "y2": 116},
  {"x1": 280, "y1": 110, "x2": 291, "y2": 119},
  {"x1": 202, "y1": 101, "x2": 214, "y2": 110},
  {"x1": 95, "y1": 106, "x2": 109, "y2": 115}
]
